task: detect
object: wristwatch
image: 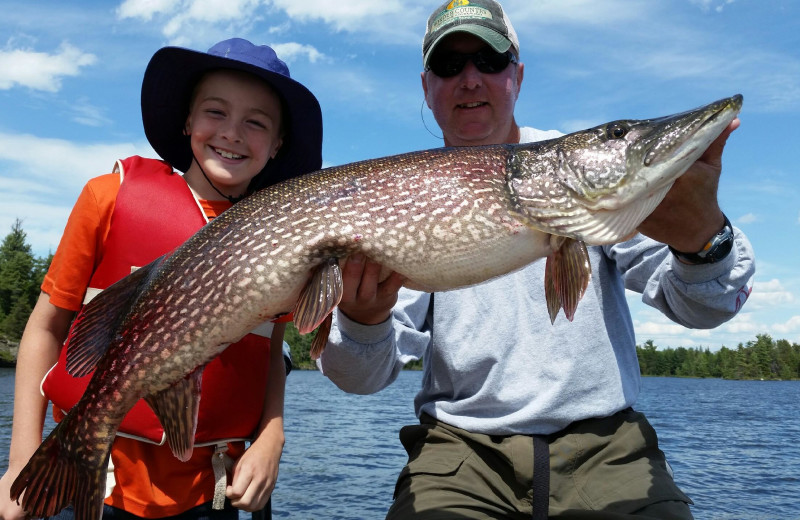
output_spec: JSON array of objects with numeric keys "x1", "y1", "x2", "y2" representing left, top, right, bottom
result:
[{"x1": 669, "y1": 214, "x2": 734, "y2": 265}]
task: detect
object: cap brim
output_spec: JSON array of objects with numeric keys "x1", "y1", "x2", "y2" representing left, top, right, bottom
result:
[
  {"x1": 423, "y1": 26, "x2": 512, "y2": 68},
  {"x1": 141, "y1": 46, "x2": 323, "y2": 186}
]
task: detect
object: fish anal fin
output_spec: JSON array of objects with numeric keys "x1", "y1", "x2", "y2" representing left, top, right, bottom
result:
[
  {"x1": 309, "y1": 313, "x2": 333, "y2": 360},
  {"x1": 294, "y1": 257, "x2": 343, "y2": 335},
  {"x1": 544, "y1": 238, "x2": 591, "y2": 323},
  {"x1": 67, "y1": 256, "x2": 165, "y2": 377},
  {"x1": 10, "y1": 420, "x2": 110, "y2": 520},
  {"x1": 145, "y1": 367, "x2": 203, "y2": 462}
]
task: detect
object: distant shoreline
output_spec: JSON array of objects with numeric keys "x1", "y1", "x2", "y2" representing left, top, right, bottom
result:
[{"x1": 0, "y1": 339, "x2": 17, "y2": 367}]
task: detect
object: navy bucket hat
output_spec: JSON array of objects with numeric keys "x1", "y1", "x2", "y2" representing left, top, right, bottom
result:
[{"x1": 141, "y1": 38, "x2": 323, "y2": 190}]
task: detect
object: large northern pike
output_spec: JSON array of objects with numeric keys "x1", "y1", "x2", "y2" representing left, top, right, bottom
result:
[{"x1": 11, "y1": 95, "x2": 742, "y2": 520}]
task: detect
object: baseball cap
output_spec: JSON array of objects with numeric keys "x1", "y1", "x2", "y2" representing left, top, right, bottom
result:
[{"x1": 422, "y1": 0, "x2": 520, "y2": 68}]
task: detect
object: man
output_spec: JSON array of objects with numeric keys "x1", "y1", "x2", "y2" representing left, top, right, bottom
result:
[{"x1": 318, "y1": 1, "x2": 755, "y2": 518}]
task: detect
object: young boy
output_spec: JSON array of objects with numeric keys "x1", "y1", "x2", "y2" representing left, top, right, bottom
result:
[{"x1": 0, "y1": 38, "x2": 323, "y2": 520}]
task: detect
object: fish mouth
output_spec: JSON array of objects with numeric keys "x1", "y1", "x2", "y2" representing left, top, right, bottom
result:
[
  {"x1": 514, "y1": 95, "x2": 743, "y2": 245},
  {"x1": 587, "y1": 94, "x2": 742, "y2": 213},
  {"x1": 643, "y1": 98, "x2": 738, "y2": 168}
]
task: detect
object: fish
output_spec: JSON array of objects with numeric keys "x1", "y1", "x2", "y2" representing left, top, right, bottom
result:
[{"x1": 10, "y1": 94, "x2": 742, "y2": 520}]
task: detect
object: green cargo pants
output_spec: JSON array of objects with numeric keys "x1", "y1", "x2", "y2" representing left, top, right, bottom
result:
[{"x1": 386, "y1": 409, "x2": 693, "y2": 519}]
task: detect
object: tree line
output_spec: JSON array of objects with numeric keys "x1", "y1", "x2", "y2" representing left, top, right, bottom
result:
[
  {"x1": 636, "y1": 336, "x2": 800, "y2": 380},
  {"x1": 0, "y1": 220, "x2": 52, "y2": 345},
  {"x1": 1, "y1": 221, "x2": 798, "y2": 379}
]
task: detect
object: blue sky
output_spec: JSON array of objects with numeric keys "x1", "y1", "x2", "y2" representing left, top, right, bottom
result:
[{"x1": 1, "y1": 0, "x2": 798, "y2": 350}]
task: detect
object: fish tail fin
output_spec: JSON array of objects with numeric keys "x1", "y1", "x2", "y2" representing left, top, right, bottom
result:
[{"x1": 10, "y1": 422, "x2": 109, "y2": 520}]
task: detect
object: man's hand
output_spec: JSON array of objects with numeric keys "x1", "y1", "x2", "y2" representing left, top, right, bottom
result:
[
  {"x1": 638, "y1": 118, "x2": 740, "y2": 252},
  {"x1": 337, "y1": 254, "x2": 406, "y2": 325}
]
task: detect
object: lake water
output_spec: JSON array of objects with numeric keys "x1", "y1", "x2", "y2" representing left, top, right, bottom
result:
[{"x1": 1, "y1": 368, "x2": 799, "y2": 519}]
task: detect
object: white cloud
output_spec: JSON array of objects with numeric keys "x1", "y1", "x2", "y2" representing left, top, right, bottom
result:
[
  {"x1": 512, "y1": 0, "x2": 647, "y2": 26},
  {"x1": 70, "y1": 97, "x2": 113, "y2": 127},
  {"x1": 117, "y1": 0, "x2": 181, "y2": 20},
  {"x1": 270, "y1": 0, "x2": 408, "y2": 29},
  {"x1": 0, "y1": 132, "x2": 154, "y2": 255},
  {"x1": 747, "y1": 278, "x2": 795, "y2": 309},
  {"x1": 268, "y1": 0, "x2": 424, "y2": 45},
  {"x1": 690, "y1": 0, "x2": 736, "y2": 13},
  {"x1": 0, "y1": 42, "x2": 96, "y2": 92},
  {"x1": 736, "y1": 213, "x2": 759, "y2": 224},
  {"x1": 772, "y1": 315, "x2": 800, "y2": 335},
  {"x1": 0, "y1": 132, "x2": 147, "y2": 189},
  {"x1": 271, "y1": 42, "x2": 325, "y2": 64}
]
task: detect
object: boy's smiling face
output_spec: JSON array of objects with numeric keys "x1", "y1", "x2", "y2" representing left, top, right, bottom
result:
[{"x1": 184, "y1": 69, "x2": 284, "y2": 200}]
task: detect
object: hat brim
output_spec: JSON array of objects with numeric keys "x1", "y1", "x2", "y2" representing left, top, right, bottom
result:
[
  {"x1": 141, "y1": 46, "x2": 323, "y2": 187},
  {"x1": 423, "y1": 26, "x2": 512, "y2": 69}
]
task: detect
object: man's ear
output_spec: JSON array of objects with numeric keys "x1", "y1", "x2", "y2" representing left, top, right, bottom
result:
[
  {"x1": 421, "y1": 71, "x2": 432, "y2": 109},
  {"x1": 514, "y1": 62, "x2": 524, "y2": 101}
]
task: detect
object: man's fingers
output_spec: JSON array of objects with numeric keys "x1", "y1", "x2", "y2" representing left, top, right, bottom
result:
[
  {"x1": 356, "y1": 259, "x2": 384, "y2": 301},
  {"x1": 340, "y1": 253, "x2": 367, "y2": 302},
  {"x1": 700, "y1": 118, "x2": 740, "y2": 165}
]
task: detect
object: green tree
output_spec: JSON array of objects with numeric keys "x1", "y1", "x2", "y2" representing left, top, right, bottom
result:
[
  {"x1": 0, "y1": 295, "x2": 32, "y2": 341},
  {"x1": 0, "y1": 219, "x2": 40, "y2": 339},
  {"x1": 284, "y1": 322, "x2": 315, "y2": 370}
]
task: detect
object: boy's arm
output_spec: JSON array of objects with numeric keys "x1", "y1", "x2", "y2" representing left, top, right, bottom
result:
[
  {"x1": 226, "y1": 322, "x2": 287, "y2": 512},
  {"x1": 0, "y1": 293, "x2": 74, "y2": 520}
]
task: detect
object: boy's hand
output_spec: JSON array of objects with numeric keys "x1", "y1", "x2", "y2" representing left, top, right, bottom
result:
[
  {"x1": 226, "y1": 439, "x2": 281, "y2": 512},
  {"x1": 0, "y1": 469, "x2": 29, "y2": 520}
]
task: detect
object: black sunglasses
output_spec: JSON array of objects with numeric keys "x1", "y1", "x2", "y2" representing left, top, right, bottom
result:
[{"x1": 426, "y1": 48, "x2": 518, "y2": 78}]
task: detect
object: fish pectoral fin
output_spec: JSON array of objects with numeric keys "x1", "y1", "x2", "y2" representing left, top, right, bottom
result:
[
  {"x1": 293, "y1": 257, "x2": 343, "y2": 335},
  {"x1": 309, "y1": 313, "x2": 333, "y2": 361},
  {"x1": 544, "y1": 238, "x2": 591, "y2": 324},
  {"x1": 145, "y1": 367, "x2": 203, "y2": 462},
  {"x1": 67, "y1": 255, "x2": 166, "y2": 377},
  {"x1": 10, "y1": 419, "x2": 109, "y2": 520}
]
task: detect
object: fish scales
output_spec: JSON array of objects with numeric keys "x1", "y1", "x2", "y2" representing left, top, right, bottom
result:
[{"x1": 11, "y1": 95, "x2": 742, "y2": 520}]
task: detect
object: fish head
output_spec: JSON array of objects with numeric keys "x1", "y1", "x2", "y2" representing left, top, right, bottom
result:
[{"x1": 509, "y1": 94, "x2": 743, "y2": 243}]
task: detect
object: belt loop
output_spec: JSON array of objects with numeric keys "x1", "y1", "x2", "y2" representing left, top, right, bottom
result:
[{"x1": 532, "y1": 435, "x2": 550, "y2": 520}]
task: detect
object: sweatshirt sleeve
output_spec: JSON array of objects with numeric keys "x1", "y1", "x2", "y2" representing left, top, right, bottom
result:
[
  {"x1": 607, "y1": 228, "x2": 755, "y2": 328},
  {"x1": 317, "y1": 289, "x2": 432, "y2": 394}
]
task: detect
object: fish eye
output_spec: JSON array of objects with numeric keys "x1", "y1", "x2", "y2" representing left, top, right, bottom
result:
[{"x1": 606, "y1": 123, "x2": 628, "y2": 139}]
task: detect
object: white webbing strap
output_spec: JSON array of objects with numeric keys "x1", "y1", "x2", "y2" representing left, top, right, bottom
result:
[{"x1": 211, "y1": 444, "x2": 232, "y2": 510}]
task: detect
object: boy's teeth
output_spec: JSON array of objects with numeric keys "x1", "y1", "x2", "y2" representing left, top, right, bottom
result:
[{"x1": 216, "y1": 148, "x2": 243, "y2": 159}]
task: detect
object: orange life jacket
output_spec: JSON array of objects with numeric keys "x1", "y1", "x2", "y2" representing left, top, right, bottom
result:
[{"x1": 42, "y1": 156, "x2": 272, "y2": 445}]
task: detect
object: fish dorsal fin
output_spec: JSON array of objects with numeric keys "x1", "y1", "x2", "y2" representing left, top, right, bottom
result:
[
  {"x1": 67, "y1": 255, "x2": 165, "y2": 377},
  {"x1": 544, "y1": 238, "x2": 591, "y2": 323},
  {"x1": 293, "y1": 257, "x2": 343, "y2": 335},
  {"x1": 144, "y1": 366, "x2": 205, "y2": 462}
]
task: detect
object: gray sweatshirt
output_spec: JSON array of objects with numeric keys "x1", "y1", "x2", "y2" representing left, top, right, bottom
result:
[{"x1": 317, "y1": 127, "x2": 756, "y2": 435}]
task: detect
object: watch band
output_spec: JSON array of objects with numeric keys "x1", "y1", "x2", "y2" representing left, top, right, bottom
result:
[{"x1": 669, "y1": 214, "x2": 734, "y2": 265}]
